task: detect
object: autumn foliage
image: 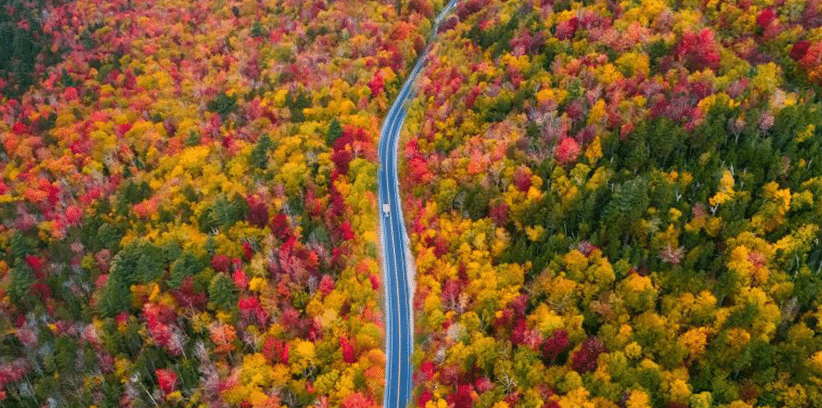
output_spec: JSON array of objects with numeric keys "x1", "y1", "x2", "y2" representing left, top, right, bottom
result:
[
  {"x1": 0, "y1": 0, "x2": 437, "y2": 406},
  {"x1": 3, "y1": 0, "x2": 822, "y2": 406},
  {"x1": 400, "y1": 0, "x2": 822, "y2": 407}
]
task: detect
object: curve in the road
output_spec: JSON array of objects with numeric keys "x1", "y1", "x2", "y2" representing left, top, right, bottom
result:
[{"x1": 379, "y1": 1, "x2": 459, "y2": 407}]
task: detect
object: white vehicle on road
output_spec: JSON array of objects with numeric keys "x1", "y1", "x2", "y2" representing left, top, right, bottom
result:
[{"x1": 379, "y1": 1, "x2": 460, "y2": 407}]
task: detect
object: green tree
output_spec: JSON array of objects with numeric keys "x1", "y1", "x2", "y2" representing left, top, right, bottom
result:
[
  {"x1": 169, "y1": 251, "x2": 206, "y2": 288},
  {"x1": 8, "y1": 262, "x2": 34, "y2": 307},
  {"x1": 97, "y1": 277, "x2": 131, "y2": 317},
  {"x1": 604, "y1": 177, "x2": 650, "y2": 243},
  {"x1": 250, "y1": 133, "x2": 274, "y2": 169},
  {"x1": 206, "y1": 91, "x2": 238, "y2": 117},
  {"x1": 286, "y1": 89, "x2": 311, "y2": 122},
  {"x1": 327, "y1": 118, "x2": 343, "y2": 146},
  {"x1": 199, "y1": 194, "x2": 249, "y2": 232},
  {"x1": 208, "y1": 273, "x2": 237, "y2": 310},
  {"x1": 109, "y1": 239, "x2": 166, "y2": 286}
]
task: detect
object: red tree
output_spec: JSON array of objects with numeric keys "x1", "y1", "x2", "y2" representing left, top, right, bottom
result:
[
  {"x1": 211, "y1": 254, "x2": 232, "y2": 273},
  {"x1": 512, "y1": 166, "x2": 532, "y2": 192},
  {"x1": 756, "y1": 8, "x2": 776, "y2": 30},
  {"x1": 555, "y1": 17, "x2": 579, "y2": 40},
  {"x1": 790, "y1": 41, "x2": 811, "y2": 61},
  {"x1": 675, "y1": 28, "x2": 721, "y2": 71},
  {"x1": 418, "y1": 389, "x2": 433, "y2": 407},
  {"x1": 572, "y1": 337, "x2": 605, "y2": 373},
  {"x1": 447, "y1": 383, "x2": 474, "y2": 408},
  {"x1": 542, "y1": 330, "x2": 569, "y2": 364},
  {"x1": 271, "y1": 213, "x2": 292, "y2": 241},
  {"x1": 367, "y1": 73, "x2": 384, "y2": 96},
  {"x1": 262, "y1": 337, "x2": 290, "y2": 365},
  {"x1": 341, "y1": 336, "x2": 356, "y2": 363},
  {"x1": 555, "y1": 137, "x2": 580, "y2": 165},
  {"x1": 246, "y1": 195, "x2": 269, "y2": 228},
  {"x1": 155, "y1": 368, "x2": 177, "y2": 396}
]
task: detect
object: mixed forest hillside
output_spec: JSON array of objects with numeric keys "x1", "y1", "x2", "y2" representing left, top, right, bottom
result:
[
  {"x1": 399, "y1": 0, "x2": 822, "y2": 407},
  {"x1": 0, "y1": 0, "x2": 440, "y2": 406},
  {"x1": 2, "y1": 0, "x2": 822, "y2": 407}
]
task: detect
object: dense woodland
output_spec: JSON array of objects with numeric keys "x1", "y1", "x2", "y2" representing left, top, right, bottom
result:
[
  {"x1": 0, "y1": 0, "x2": 442, "y2": 406},
  {"x1": 399, "y1": 0, "x2": 822, "y2": 407},
  {"x1": 2, "y1": 0, "x2": 822, "y2": 407}
]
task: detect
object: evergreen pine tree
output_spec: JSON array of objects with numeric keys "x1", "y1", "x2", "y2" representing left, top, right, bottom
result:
[
  {"x1": 169, "y1": 252, "x2": 205, "y2": 288},
  {"x1": 9, "y1": 262, "x2": 34, "y2": 306},
  {"x1": 604, "y1": 177, "x2": 650, "y2": 241},
  {"x1": 97, "y1": 278, "x2": 131, "y2": 317},
  {"x1": 285, "y1": 89, "x2": 311, "y2": 122},
  {"x1": 327, "y1": 119, "x2": 343, "y2": 146},
  {"x1": 200, "y1": 194, "x2": 249, "y2": 232},
  {"x1": 135, "y1": 245, "x2": 165, "y2": 283},
  {"x1": 97, "y1": 223, "x2": 124, "y2": 251},
  {"x1": 208, "y1": 273, "x2": 237, "y2": 310},
  {"x1": 9, "y1": 230, "x2": 29, "y2": 262},
  {"x1": 250, "y1": 133, "x2": 273, "y2": 169}
]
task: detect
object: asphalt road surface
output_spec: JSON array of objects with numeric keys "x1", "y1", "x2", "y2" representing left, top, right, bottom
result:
[{"x1": 379, "y1": 1, "x2": 459, "y2": 407}]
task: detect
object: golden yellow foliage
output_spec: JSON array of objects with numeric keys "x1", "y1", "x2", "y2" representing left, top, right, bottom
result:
[
  {"x1": 679, "y1": 327, "x2": 709, "y2": 358},
  {"x1": 709, "y1": 170, "x2": 736, "y2": 207},
  {"x1": 626, "y1": 390, "x2": 651, "y2": 408}
]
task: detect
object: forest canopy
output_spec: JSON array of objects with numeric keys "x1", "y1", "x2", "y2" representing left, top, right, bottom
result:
[
  {"x1": 400, "y1": 0, "x2": 822, "y2": 407},
  {"x1": 0, "y1": 0, "x2": 439, "y2": 406}
]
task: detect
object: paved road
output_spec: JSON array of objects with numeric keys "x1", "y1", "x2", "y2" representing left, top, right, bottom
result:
[{"x1": 379, "y1": 1, "x2": 459, "y2": 407}]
